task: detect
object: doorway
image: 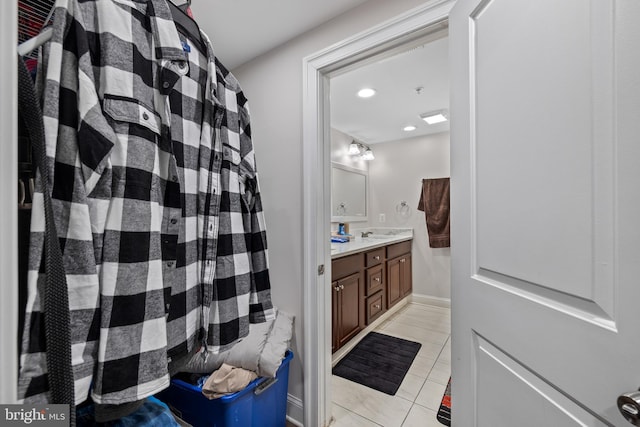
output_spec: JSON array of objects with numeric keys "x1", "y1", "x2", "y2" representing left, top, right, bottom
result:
[
  {"x1": 327, "y1": 28, "x2": 451, "y2": 426},
  {"x1": 301, "y1": 2, "x2": 456, "y2": 426}
]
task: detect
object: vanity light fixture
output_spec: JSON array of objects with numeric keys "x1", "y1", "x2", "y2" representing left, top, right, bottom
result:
[
  {"x1": 348, "y1": 140, "x2": 375, "y2": 160},
  {"x1": 420, "y1": 109, "x2": 449, "y2": 125},
  {"x1": 357, "y1": 88, "x2": 376, "y2": 98},
  {"x1": 403, "y1": 125, "x2": 417, "y2": 132},
  {"x1": 361, "y1": 148, "x2": 375, "y2": 161}
]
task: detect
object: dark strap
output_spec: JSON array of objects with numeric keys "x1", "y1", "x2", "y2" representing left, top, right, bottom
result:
[{"x1": 17, "y1": 57, "x2": 76, "y2": 425}]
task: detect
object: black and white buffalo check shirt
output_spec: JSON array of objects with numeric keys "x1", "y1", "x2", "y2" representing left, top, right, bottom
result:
[{"x1": 19, "y1": 0, "x2": 274, "y2": 405}]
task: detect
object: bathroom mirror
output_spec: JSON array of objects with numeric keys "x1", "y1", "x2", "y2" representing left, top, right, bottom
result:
[{"x1": 331, "y1": 162, "x2": 368, "y2": 222}]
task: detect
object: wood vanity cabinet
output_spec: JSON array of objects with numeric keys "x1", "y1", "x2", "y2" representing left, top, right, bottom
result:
[
  {"x1": 386, "y1": 241, "x2": 412, "y2": 309},
  {"x1": 331, "y1": 239, "x2": 412, "y2": 352},
  {"x1": 331, "y1": 253, "x2": 364, "y2": 353}
]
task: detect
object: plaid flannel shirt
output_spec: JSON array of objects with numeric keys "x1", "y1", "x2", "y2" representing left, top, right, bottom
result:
[{"x1": 19, "y1": 0, "x2": 274, "y2": 405}]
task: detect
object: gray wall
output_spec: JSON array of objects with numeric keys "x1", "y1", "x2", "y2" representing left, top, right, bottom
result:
[{"x1": 367, "y1": 132, "x2": 451, "y2": 300}]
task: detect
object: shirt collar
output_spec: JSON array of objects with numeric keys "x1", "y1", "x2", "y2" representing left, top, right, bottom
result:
[{"x1": 148, "y1": 0, "x2": 189, "y2": 61}]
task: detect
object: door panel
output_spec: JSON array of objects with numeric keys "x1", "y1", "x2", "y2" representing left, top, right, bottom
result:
[
  {"x1": 451, "y1": 0, "x2": 640, "y2": 425},
  {"x1": 473, "y1": 0, "x2": 615, "y2": 309},
  {"x1": 475, "y1": 334, "x2": 603, "y2": 427}
]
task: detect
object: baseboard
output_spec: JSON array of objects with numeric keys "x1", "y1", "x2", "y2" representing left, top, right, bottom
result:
[
  {"x1": 287, "y1": 393, "x2": 304, "y2": 426},
  {"x1": 410, "y1": 293, "x2": 451, "y2": 308}
]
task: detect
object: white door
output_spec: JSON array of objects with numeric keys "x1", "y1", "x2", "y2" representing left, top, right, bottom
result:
[{"x1": 450, "y1": 0, "x2": 640, "y2": 425}]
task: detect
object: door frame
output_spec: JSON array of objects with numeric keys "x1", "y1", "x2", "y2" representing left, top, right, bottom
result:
[
  {"x1": 301, "y1": 1, "x2": 455, "y2": 425},
  {"x1": 2, "y1": 0, "x2": 19, "y2": 404}
]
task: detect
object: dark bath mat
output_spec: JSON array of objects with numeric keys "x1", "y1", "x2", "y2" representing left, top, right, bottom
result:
[{"x1": 332, "y1": 332, "x2": 421, "y2": 395}]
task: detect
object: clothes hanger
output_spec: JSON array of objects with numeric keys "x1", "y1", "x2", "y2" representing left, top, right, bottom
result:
[
  {"x1": 17, "y1": 4, "x2": 55, "y2": 57},
  {"x1": 167, "y1": 0, "x2": 205, "y2": 53}
]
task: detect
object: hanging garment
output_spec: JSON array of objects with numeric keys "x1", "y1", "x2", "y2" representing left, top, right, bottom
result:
[
  {"x1": 18, "y1": 56, "x2": 76, "y2": 423},
  {"x1": 19, "y1": 0, "x2": 274, "y2": 406},
  {"x1": 417, "y1": 178, "x2": 450, "y2": 248}
]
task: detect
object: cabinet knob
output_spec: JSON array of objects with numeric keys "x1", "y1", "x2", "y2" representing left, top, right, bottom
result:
[
  {"x1": 373, "y1": 255, "x2": 380, "y2": 260},
  {"x1": 374, "y1": 277, "x2": 381, "y2": 282},
  {"x1": 374, "y1": 304, "x2": 381, "y2": 309},
  {"x1": 334, "y1": 286, "x2": 340, "y2": 292},
  {"x1": 400, "y1": 258, "x2": 406, "y2": 263},
  {"x1": 340, "y1": 284, "x2": 345, "y2": 290}
]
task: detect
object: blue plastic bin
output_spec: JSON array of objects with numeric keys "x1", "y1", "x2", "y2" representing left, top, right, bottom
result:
[{"x1": 157, "y1": 350, "x2": 293, "y2": 427}]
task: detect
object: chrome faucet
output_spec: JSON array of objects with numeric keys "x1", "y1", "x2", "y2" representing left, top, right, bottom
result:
[{"x1": 361, "y1": 231, "x2": 372, "y2": 238}]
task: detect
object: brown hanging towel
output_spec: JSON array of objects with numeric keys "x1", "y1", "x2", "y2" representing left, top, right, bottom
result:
[{"x1": 417, "y1": 178, "x2": 450, "y2": 248}]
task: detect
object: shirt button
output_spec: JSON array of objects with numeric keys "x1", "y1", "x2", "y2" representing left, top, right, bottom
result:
[
  {"x1": 170, "y1": 218, "x2": 177, "y2": 225},
  {"x1": 172, "y1": 176, "x2": 178, "y2": 182},
  {"x1": 142, "y1": 112, "x2": 149, "y2": 120},
  {"x1": 167, "y1": 261, "x2": 174, "y2": 268},
  {"x1": 163, "y1": 81, "x2": 170, "y2": 89},
  {"x1": 178, "y1": 61, "x2": 187, "y2": 70}
]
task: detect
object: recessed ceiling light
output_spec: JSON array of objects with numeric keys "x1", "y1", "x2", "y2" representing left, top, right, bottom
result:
[
  {"x1": 403, "y1": 125, "x2": 417, "y2": 132},
  {"x1": 420, "y1": 110, "x2": 448, "y2": 125},
  {"x1": 357, "y1": 88, "x2": 376, "y2": 98}
]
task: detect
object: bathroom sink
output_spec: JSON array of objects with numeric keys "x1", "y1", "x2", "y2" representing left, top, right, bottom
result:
[{"x1": 362, "y1": 234, "x2": 393, "y2": 239}]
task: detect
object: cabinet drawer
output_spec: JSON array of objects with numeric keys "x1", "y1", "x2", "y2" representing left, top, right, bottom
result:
[
  {"x1": 387, "y1": 240, "x2": 411, "y2": 260},
  {"x1": 366, "y1": 264, "x2": 384, "y2": 296},
  {"x1": 365, "y1": 248, "x2": 385, "y2": 267},
  {"x1": 366, "y1": 291, "x2": 384, "y2": 324},
  {"x1": 332, "y1": 253, "x2": 363, "y2": 281}
]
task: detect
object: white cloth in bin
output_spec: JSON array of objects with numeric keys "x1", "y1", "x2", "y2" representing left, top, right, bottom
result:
[
  {"x1": 173, "y1": 309, "x2": 293, "y2": 377},
  {"x1": 259, "y1": 310, "x2": 294, "y2": 377}
]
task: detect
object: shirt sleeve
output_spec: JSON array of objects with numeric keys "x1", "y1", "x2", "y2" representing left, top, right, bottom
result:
[
  {"x1": 19, "y1": 0, "x2": 114, "y2": 404},
  {"x1": 237, "y1": 98, "x2": 275, "y2": 324}
]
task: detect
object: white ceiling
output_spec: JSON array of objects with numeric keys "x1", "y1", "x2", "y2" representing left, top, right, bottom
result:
[
  {"x1": 330, "y1": 34, "x2": 450, "y2": 145},
  {"x1": 190, "y1": 0, "x2": 370, "y2": 69},
  {"x1": 188, "y1": 0, "x2": 449, "y2": 146}
]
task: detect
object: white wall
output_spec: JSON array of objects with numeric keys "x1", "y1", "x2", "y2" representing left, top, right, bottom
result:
[
  {"x1": 232, "y1": 0, "x2": 431, "y2": 420},
  {"x1": 367, "y1": 132, "x2": 451, "y2": 300}
]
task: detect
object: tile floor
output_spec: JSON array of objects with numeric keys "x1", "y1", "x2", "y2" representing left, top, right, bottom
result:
[{"x1": 331, "y1": 303, "x2": 451, "y2": 427}]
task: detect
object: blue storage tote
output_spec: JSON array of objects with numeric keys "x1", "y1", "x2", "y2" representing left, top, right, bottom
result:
[{"x1": 157, "y1": 350, "x2": 293, "y2": 427}]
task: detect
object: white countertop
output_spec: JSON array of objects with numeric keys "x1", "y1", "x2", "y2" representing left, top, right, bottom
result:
[{"x1": 331, "y1": 228, "x2": 413, "y2": 259}]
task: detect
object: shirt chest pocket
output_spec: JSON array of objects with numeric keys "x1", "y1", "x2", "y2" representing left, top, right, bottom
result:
[
  {"x1": 103, "y1": 95, "x2": 163, "y2": 195},
  {"x1": 103, "y1": 95, "x2": 162, "y2": 137}
]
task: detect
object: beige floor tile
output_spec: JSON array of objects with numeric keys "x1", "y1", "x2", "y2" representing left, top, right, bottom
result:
[
  {"x1": 414, "y1": 380, "x2": 448, "y2": 411},
  {"x1": 402, "y1": 404, "x2": 443, "y2": 427},
  {"x1": 331, "y1": 403, "x2": 383, "y2": 427},
  {"x1": 402, "y1": 405, "x2": 443, "y2": 427},
  {"x1": 332, "y1": 376, "x2": 413, "y2": 427},
  {"x1": 427, "y1": 363, "x2": 450, "y2": 385},
  {"x1": 381, "y1": 322, "x2": 449, "y2": 346},
  {"x1": 406, "y1": 354, "x2": 436, "y2": 379},
  {"x1": 396, "y1": 372, "x2": 426, "y2": 402}
]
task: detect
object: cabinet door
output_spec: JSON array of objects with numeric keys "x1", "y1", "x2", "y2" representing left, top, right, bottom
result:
[
  {"x1": 400, "y1": 254, "x2": 412, "y2": 297},
  {"x1": 336, "y1": 273, "x2": 362, "y2": 348},
  {"x1": 387, "y1": 257, "x2": 402, "y2": 308}
]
